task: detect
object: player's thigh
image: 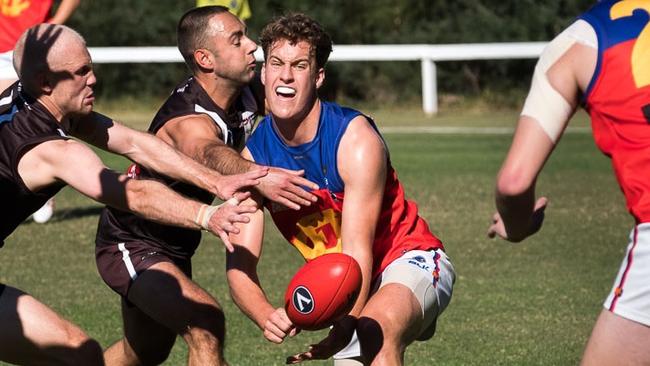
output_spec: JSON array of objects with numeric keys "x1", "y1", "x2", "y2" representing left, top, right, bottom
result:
[
  {"x1": 0, "y1": 285, "x2": 102, "y2": 365},
  {"x1": 581, "y1": 310, "x2": 650, "y2": 366},
  {"x1": 127, "y1": 261, "x2": 224, "y2": 334}
]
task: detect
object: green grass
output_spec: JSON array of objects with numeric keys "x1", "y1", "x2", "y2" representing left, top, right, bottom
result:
[{"x1": 0, "y1": 108, "x2": 627, "y2": 365}]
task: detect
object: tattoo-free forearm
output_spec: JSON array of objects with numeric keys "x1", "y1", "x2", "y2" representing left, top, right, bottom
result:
[
  {"x1": 125, "y1": 130, "x2": 222, "y2": 193},
  {"x1": 495, "y1": 185, "x2": 537, "y2": 241},
  {"x1": 121, "y1": 178, "x2": 203, "y2": 230},
  {"x1": 200, "y1": 141, "x2": 258, "y2": 175}
]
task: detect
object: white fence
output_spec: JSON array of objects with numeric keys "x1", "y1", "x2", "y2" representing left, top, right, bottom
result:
[{"x1": 88, "y1": 43, "x2": 548, "y2": 115}]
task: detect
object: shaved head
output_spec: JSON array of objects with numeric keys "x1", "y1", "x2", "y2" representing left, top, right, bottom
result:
[{"x1": 13, "y1": 24, "x2": 87, "y2": 96}]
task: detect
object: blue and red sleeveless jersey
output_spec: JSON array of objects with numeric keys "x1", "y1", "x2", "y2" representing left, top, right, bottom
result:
[
  {"x1": 246, "y1": 101, "x2": 443, "y2": 280},
  {"x1": 581, "y1": 0, "x2": 650, "y2": 223}
]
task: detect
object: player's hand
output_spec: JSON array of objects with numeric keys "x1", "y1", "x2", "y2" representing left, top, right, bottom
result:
[
  {"x1": 211, "y1": 167, "x2": 268, "y2": 201},
  {"x1": 206, "y1": 196, "x2": 256, "y2": 252},
  {"x1": 256, "y1": 167, "x2": 319, "y2": 210},
  {"x1": 488, "y1": 197, "x2": 548, "y2": 242},
  {"x1": 286, "y1": 316, "x2": 356, "y2": 364},
  {"x1": 263, "y1": 307, "x2": 299, "y2": 344}
]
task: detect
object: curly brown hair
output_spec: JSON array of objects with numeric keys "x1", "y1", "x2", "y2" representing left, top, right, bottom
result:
[{"x1": 259, "y1": 13, "x2": 332, "y2": 69}]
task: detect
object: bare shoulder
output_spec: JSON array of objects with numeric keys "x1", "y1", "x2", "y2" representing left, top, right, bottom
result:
[
  {"x1": 339, "y1": 115, "x2": 385, "y2": 156},
  {"x1": 338, "y1": 114, "x2": 387, "y2": 182}
]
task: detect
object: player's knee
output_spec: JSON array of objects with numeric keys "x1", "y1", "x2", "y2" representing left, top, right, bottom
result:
[
  {"x1": 182, "y1": 310, "x2": 226, "y2": 351},
  {"x1": 60, "y1": 333, "x2": 104, "y2": 366},
  {"x1": 135, "y1": 347, "x2": 172, "y2": 366},
  {"x1": 125, "y1": 335, "x2": 175, "y2": 366},
  {"x1": 356, "y1": 316, "x2": 385, "y2": 359},
  {"x1": 357, "y1": 310, "x2": 406, "y2": 351}
]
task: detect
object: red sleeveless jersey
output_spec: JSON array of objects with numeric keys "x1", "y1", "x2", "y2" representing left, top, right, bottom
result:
[
  {"x1": 0, "y1": 0, "x2": 53, "y2": 52},
  {"x1": 582, "y1": 1, "x2": 650, "y2": 223}
]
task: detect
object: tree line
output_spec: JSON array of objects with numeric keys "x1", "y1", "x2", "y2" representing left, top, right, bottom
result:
[{"x1": 65, "y1": 0, "x2": 594, "y2": 105}]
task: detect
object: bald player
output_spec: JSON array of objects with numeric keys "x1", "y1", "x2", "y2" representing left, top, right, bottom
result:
[
  {"x1": 488, "y1": 1, "x2": 650, "y2": 364},
  {"x1": 0, "y1": 24, "x2": 263, "y2": 365}
]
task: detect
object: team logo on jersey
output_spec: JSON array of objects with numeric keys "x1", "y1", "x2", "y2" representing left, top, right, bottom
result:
[
  {"x1": 611, "y1": 1, "x2": 650, "y2": 88},
  {"x1": 1, "y1": 0, "x2": 31, "y2": 18},
  {"x1": 292, "y1": 286, "x2": 314, "y2": 314}
]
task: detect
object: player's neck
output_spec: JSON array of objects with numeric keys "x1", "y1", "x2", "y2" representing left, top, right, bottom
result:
[
  {"x1": 273, "y1": 98, "x2": 321, "y2": 146},
  {"x1": 194, "y1": 73, "x2": 240, "y2": 112},
  {"x1": 38, "y1": 95, "x2": 65, "y2": 123}
]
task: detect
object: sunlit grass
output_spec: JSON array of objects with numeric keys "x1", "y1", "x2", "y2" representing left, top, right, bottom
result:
[{"x1": 0, "y1": 107, "x2": 624, "y2": 365}]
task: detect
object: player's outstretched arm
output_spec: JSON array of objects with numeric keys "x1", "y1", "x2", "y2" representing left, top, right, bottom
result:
[
  {"x1": 489, "y1": 25, "x2": 597, "y2": 242},
  {"x1": 488, "y1": 116, "x2": 554, "y2": 242},
  {"x1": 48, "y1": 0, "x2": 80, "y2": 24},
  {"x1": 18, "y1": 139, "x2": 253, "y2": 251},
  {"x1": 488, "y1": 36, "x2": 595, "y2": 242},
  {"x1": 70, "y1": 112, "x2": 266, "y2": 201},
  {"x1": 163, "y1": 115, "x2": 319, "y2": 209},
  {"x1": 226, "y1": 150, "x2": 298, "y2": 343}
]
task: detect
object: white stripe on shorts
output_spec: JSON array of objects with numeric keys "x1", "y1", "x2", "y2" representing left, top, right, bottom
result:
[{"x1": 118, "y1": 243, "x2": 138, "y2": 280}]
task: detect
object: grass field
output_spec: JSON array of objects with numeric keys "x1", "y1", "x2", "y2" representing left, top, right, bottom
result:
[{"x1": 0, "y1": 106, "x2": 631, "y2": 365}]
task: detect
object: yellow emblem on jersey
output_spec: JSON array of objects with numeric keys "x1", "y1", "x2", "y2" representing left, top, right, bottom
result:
[
  {"x1": 1, "y1": 0, "x2": 30, "y2": 17},
  {"x1": 291, "y1": 208, "x2": 342, "y2": 260},
  {"x1": 611, "y1": 0, "x2": 650, "y2": 88}
]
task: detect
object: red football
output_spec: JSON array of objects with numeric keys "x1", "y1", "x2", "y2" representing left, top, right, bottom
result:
[{"x1": 284, "y1": 253, "x2": 362, "y2": 330}]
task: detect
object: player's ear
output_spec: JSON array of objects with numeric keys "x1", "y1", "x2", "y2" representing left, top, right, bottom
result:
[
  {"x1": 40, "y1": 71, "x2": 53, "y2": 95},
  {"x1": 261, "y1": 62, "x2": 267, "y2": 85},
  {"x1": 315, "y1": 67, "x2": 325, "y2": 89},
  {"x1": 193, "y1": 48, "x2": 214, "y2": 71}
]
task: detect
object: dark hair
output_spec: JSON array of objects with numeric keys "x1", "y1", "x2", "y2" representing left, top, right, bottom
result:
[
  {"x1": 259, "y1": 13, "x2": 332, "y2": 69},
  {"x1": 177, "y1": 6, "x2": 230, "y2": 72}
]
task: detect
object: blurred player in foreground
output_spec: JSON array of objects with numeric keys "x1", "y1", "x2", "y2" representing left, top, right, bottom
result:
[
  {"x1": 0, "y1": 24, "x2": 262, "y2": 365},
  {"x1": 227, "y1": 13, "x2": 455, "y2": 365},
  {"x1": 488, "y1": 1, "x2": 650, "y2": 364},
  {"x1": 96, "y1": 6, "x2": 318, "y2": 366},
  {"x1": 1, "y1": 0, "x2": 81, "y2": 223}
]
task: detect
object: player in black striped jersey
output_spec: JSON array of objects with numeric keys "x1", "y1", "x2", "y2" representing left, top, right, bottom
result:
[
  {"x1": 0, "y1": 24, "x2": 264, "y2": 366},
  {"x1": 96, "y1": 6, "x2": 319, "y2": 366}
]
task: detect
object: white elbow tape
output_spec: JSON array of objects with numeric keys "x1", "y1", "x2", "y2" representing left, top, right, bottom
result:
[
  {"x1": 521, "y1": 19, "x2": 596, "y2": 143},
  {"x1": 194, "y1": 197, "x2": 240, "y2": 230},
  {"x1": 521, "y1": 67, "x2": 574, "y2": 143}
]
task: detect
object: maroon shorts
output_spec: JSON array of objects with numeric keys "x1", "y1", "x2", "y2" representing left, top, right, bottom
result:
[{"x1": 95, "y1": 241, "x2": 192, "y2": 298}]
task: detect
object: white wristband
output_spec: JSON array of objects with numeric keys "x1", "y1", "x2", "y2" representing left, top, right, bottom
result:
[{"x1": 194, "y1": 197, "x2": 241, "y2": 231}]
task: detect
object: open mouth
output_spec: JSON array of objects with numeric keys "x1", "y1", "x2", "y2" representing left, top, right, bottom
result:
[{"x1": 276, "y1": 86, "x2": 296, "y2": 98}]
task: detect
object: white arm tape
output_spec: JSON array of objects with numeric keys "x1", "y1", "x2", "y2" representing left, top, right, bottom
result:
[
  {"x1": 521, "y1": 20, "x2": 596, "y2": 143},
  {"x1": 195, "y1": 197, "x2": 240, "y2": 230}
]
